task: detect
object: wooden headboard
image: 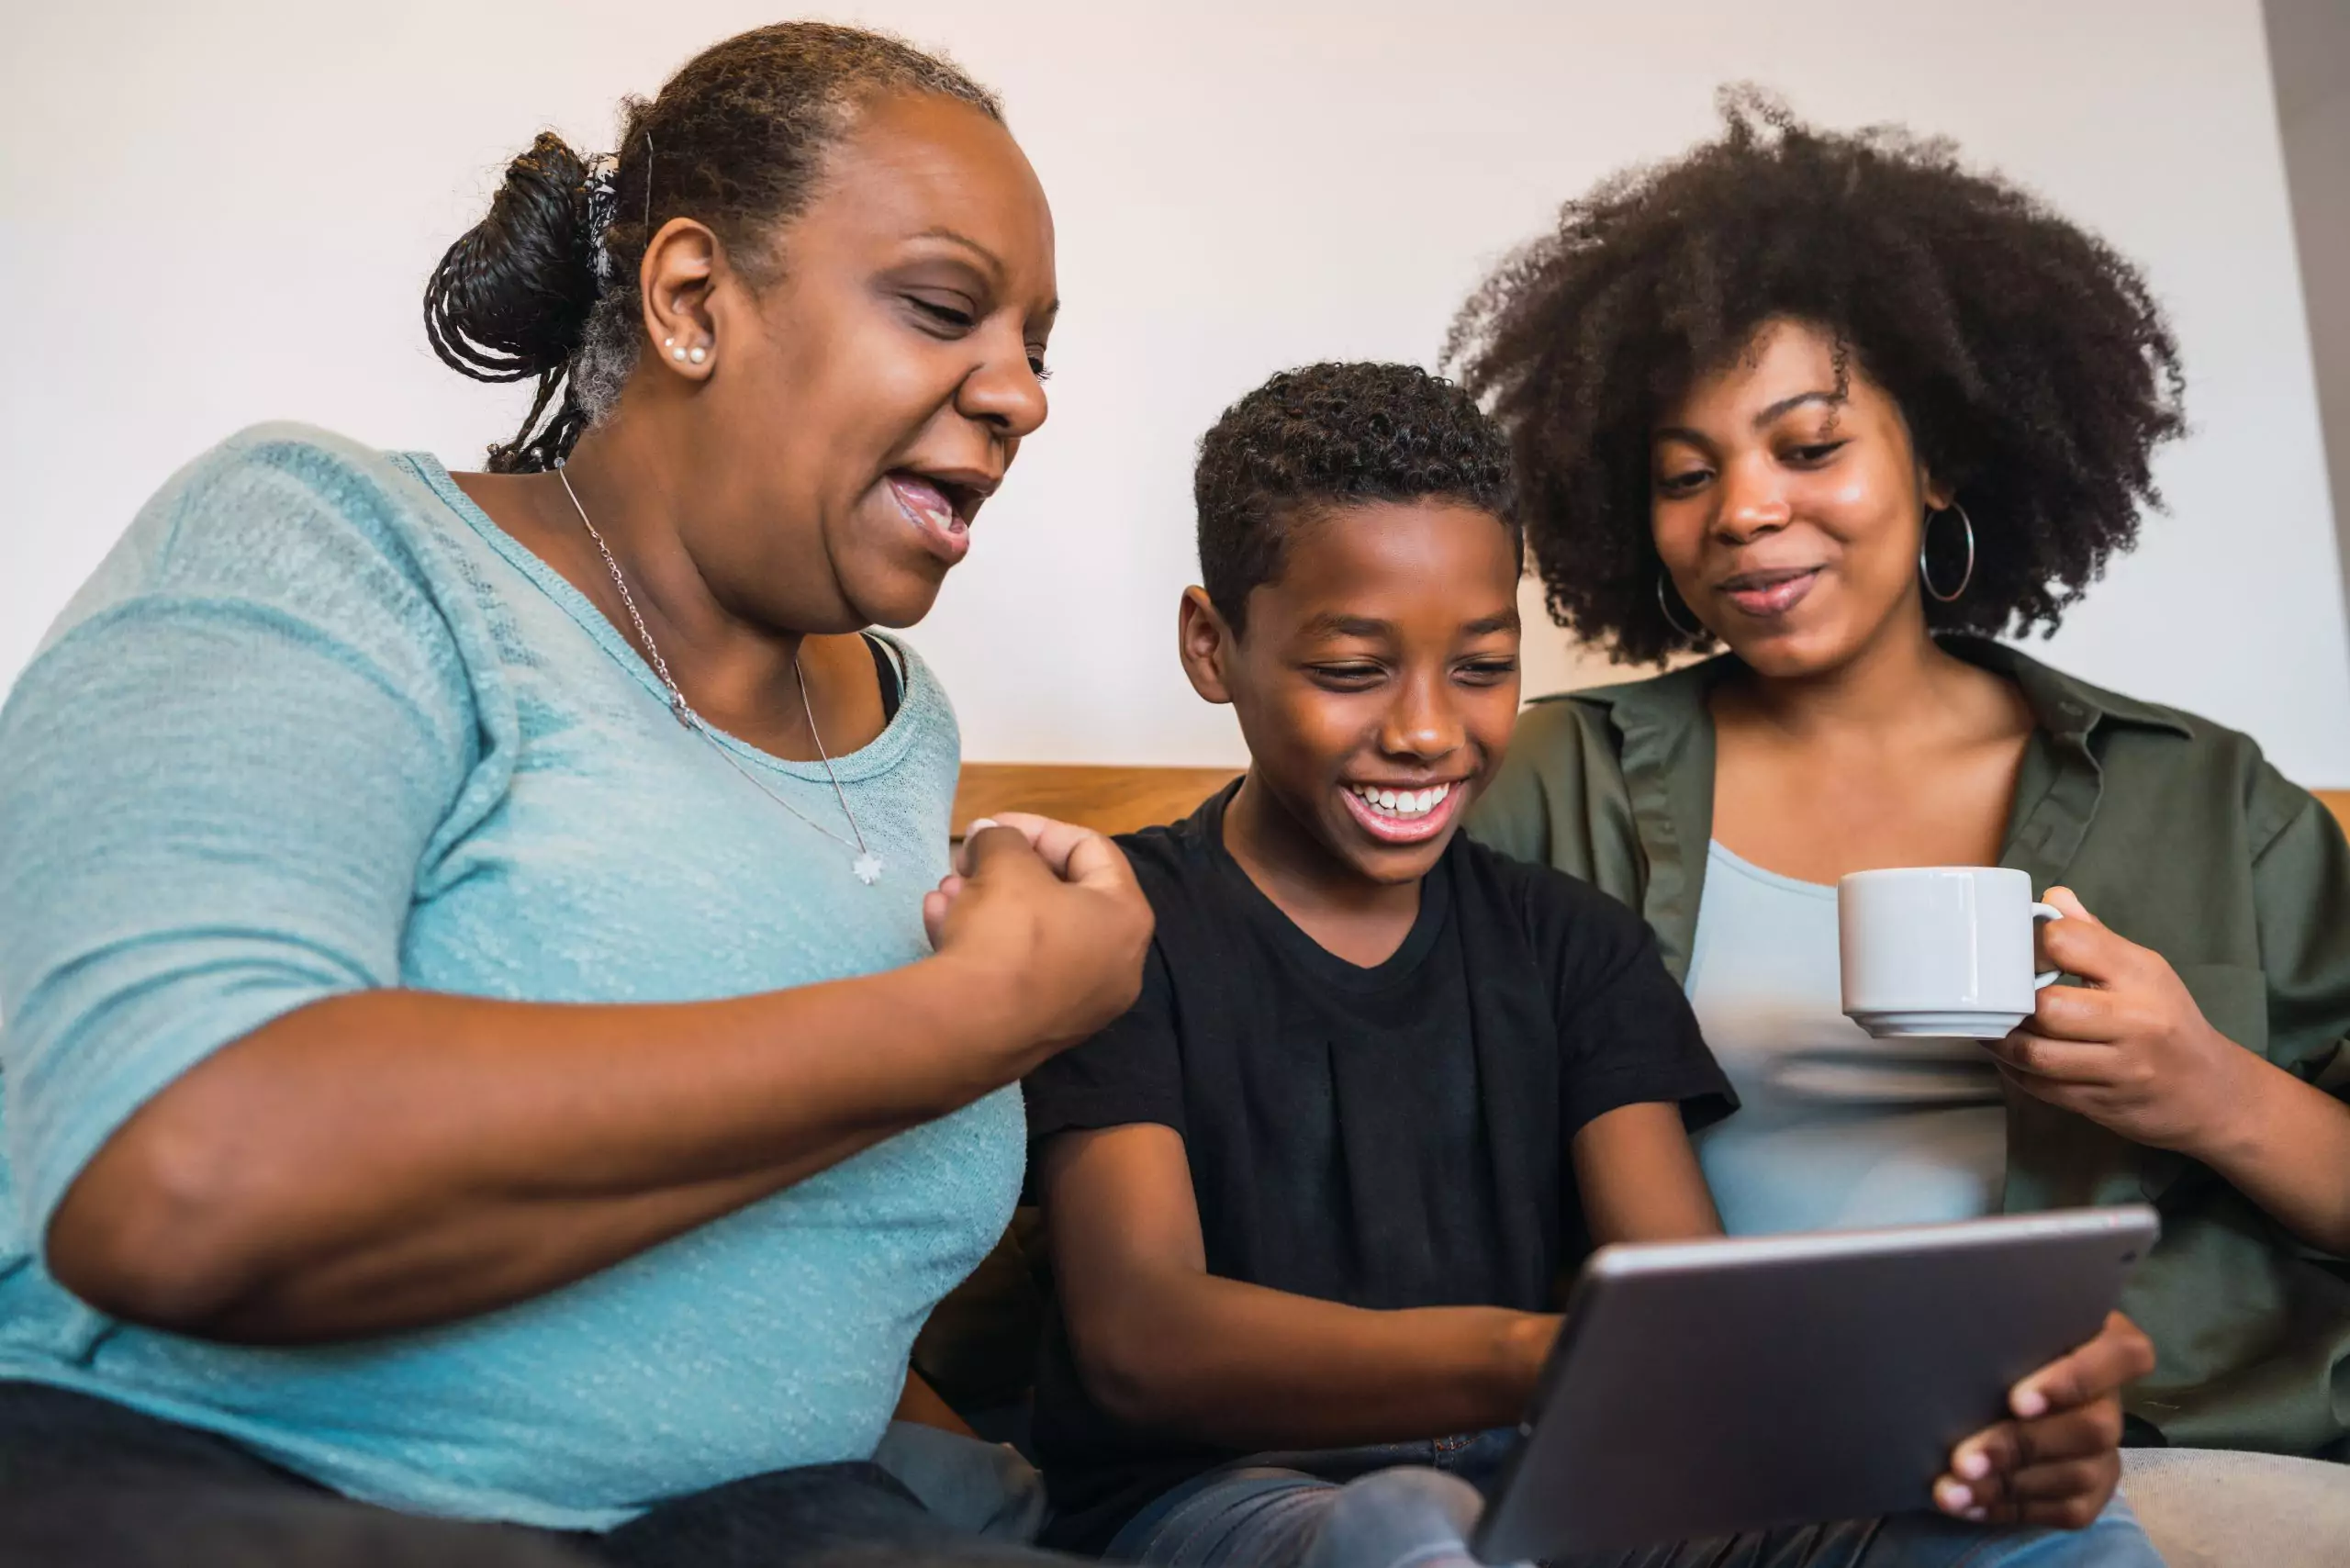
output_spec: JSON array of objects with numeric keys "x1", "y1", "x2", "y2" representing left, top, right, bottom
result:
[{"x1": 956, "y1": 763, "x2": 2350, "y2": 844}]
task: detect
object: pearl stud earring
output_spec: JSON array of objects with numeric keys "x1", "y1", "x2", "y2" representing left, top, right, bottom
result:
[
  {"x1": 688, "y1": 345, "x2": 708, "y2": 364},
  {"x1": 671, "y1": 344, "x2": 688, "y2": 362}
]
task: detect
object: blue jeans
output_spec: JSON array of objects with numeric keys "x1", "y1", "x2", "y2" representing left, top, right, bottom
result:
[
  {"x1": 1106, "y1": 1431, "x2": 2165, "y2": 1568},
  {"x1": 871, "y1": 1420, "x2": 1050, "y2": 1543}
]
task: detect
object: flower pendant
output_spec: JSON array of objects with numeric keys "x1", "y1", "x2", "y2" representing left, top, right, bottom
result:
[{"x1": 853, "y1": 851, "x2": 885, "y2": 886}]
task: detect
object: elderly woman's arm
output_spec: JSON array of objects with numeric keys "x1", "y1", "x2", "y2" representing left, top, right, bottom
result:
[
  {"x1": 46, "y1": 823, "x2": 1147, "y2": 1345},
  {"x1": 0, "y1": 449, "x2": 1149, "y2": 1349}
]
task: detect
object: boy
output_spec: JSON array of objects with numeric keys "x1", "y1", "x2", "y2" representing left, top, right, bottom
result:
[{"x1": 1018, "y1": 364, "x2": 2159, "y2": 1568}]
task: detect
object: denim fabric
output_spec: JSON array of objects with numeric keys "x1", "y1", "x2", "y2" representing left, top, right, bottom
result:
[
  {"x1": 1109, "y1": 1429, "x2": 2166, "y2": 1568},
  {"x1": 871, "y1": 1421, "x2": 1050, "y2": 1543}
]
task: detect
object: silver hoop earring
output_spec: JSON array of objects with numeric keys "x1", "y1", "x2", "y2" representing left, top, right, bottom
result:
[
  {"x1": 1656, "y1": 572, "x2": 1704, "y2": 640},
  {"x1": 1920, "y1": 503, "x2": 1976, "y2": 602}
]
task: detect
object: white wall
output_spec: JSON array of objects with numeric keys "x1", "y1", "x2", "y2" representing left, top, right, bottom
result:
[
  {"x1": 6, "y1": 0, "x2": 2347, "y2": 780},
  {"x1": 2267, "y1": 0, "x2": 2350, "y2": 639}
]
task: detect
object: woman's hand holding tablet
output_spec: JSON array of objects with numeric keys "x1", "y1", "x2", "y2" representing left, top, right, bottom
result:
[
  {"x1": 1471, "y1": 1207, "x2": 2160, "y2": 1558},
  {"x1": 1939, "y1": 1310, "x2": 2155, "y2": 1527}
]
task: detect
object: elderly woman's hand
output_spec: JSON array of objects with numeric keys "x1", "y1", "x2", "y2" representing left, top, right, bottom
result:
[
  {"x1": 923, "y1": 812, "x2": 1154, "y2": 1058},
  {"x1": 1933, "y1": 1311, "x2": 2154, "y2": 1528}
]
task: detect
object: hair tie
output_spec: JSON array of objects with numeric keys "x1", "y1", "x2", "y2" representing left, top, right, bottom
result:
[{"x1": 582, "y1": 152, "x2": 621, "y2": 286}]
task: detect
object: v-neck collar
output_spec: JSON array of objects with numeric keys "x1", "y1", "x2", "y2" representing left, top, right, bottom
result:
[
  {"x1": 395, "y1": 451, "x2": 925, "y2": 785},
  {"x1": 1194, "y1": 782, "x2": 1452, "y2": 994},
  {"x1": 1540, "y1": 635, "x2": 2192, "y2": 983}
]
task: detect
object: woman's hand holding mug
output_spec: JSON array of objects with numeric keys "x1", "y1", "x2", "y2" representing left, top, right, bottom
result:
[{"x1": 1986, "y1": 887, "x2": 2251, "y2": 1153}]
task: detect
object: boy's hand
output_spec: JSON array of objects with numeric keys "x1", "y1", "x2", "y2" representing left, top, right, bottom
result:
[{"x1": 1932, "y1": 1312, "x2": 2154, "y2": 1529}]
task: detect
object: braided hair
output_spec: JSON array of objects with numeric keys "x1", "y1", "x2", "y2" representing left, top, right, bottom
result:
[
  {"x1": 423, "y1": 22, "x2": 1002, "y2": 473},
  {"x1": 1446, "y1": 89, "x2": 2188, "y2": 666}
]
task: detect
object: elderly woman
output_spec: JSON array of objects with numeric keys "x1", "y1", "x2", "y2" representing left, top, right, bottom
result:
[{"x1": 0, "y1": 22, "x2": 1146, "y2": 1568}]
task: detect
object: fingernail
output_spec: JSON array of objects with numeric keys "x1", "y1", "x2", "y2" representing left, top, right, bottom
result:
[
  {"x1": 1957, "y1": 1450, "x2": 1990, "y2": 1480},
  {"x1": 1935, "y1": 1480, "x2": 1973, "y2": 1512},
  {"x1": 2013, "y1": 1387, "x2": 2048, "y2": 1417},
  {"x1": 966, "y1": 818, "x2": 998, "y2": 834},
  {"x1": 1964, "y1": 1508, "x2": 1987, "y2": 1524}
]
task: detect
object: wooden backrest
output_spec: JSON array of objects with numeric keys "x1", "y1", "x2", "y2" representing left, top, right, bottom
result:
[
  {"x1": 952, "y1": 763, "x2": 1241, "y2": 839},
  {"x1": 957, "y1": 764, "x2": 2350, "y2": 844}
]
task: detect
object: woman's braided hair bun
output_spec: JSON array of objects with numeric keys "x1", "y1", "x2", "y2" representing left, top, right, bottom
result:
[{"x1": 424, "y1": 132, "x2": 605, "y2": 469}]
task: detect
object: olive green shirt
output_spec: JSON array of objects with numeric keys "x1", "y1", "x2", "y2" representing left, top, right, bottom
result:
[{"x1": 1470, "y1": 636, "x2": 2350, "y2": 1458}]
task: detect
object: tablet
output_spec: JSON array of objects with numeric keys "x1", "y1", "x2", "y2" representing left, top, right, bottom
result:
[{"x1": 1471, "y1": 1206, "x2": 2159, "y2": 1561}]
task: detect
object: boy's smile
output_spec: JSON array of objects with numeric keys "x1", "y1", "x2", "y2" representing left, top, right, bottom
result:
[
  {"x1": 1181, "y1": 498, "x2": 1522, "y2": 903},
  {"x1": 1338, "y1": 778, "x2": 1460, "y2": 845}
]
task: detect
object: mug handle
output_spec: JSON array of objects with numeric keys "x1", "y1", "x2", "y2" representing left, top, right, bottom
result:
[{"x1": 2031, "y1": 902, "x2": 2065, "y2": 989}]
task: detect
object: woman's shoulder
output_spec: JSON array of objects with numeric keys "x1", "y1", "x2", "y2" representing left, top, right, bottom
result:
[
  {"x1": 1472, "y1": 663, "x2": 1711, "y2": 868},
  {"x1": 1988, "y1": 643, "x2": 2319, "y2": 852},
  {"x1": 1515, "y1": 658, "x2": 1720, "y2": 760},
  {"x1": 150, "y1": 420, "x2": 441, "y2": 524},
  {"x1": 2107, "y1": 705, "x2": 2319, "y2": 858},
  {"x1": 62, "y1": 423, "x2": 464, "y2": 615},
  {"x1": 24, "y1": 423, "x2": 490, "y2": 724},
  {"x1": 1509, "y1": 685, "x2": 1627, "y2": 760}
]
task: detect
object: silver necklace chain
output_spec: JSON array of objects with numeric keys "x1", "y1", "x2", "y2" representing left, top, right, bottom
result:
[{"x1": 556, "y1": 465, "x2": 886, "y2": 886}]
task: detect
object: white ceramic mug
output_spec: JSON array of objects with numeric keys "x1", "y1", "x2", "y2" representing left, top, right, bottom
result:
[{"x1": 1837, "y1": 867, "x2": 2064, "y2": 1039}]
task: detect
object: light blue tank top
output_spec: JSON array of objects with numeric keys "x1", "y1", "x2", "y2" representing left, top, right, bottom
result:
[
  {"x1": 1685, "y1": 842, "x2": 2008, "y2": 1236},
  {"x1": 0, "y1": 426, "x2": 1022, "y2": 1529}
]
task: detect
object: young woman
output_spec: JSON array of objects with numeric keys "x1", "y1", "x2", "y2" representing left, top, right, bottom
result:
[
  {"x1": 1457, "y1": 95, "x2": 2350, "y2": 1561},
  {"x1": 0, "y1": 23, "x2": 1147, "y2": 1568}
]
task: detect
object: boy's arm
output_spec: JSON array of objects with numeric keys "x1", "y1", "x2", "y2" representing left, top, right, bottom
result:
[
  {"x1": 1040, "y1": 1122, "x2": 1558, "y2": 1451},
  {"x1": 1570, "y1": 1101, "x2": 1723, "y2": 1244},
  {"x1": 1532, "y1": 866, "x2": 1734, "y2": 1247}
]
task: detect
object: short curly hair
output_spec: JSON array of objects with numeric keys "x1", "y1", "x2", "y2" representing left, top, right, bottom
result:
[
  {"x1": 1445, "y1": 90, "x2": 2187, "y2": 666},
  {"x1": 1196, "y1": 362, "x2": 1517, "y2": 635}
]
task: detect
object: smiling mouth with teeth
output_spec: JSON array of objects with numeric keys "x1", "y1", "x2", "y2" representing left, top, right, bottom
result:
[
  {"x1": 1338, "y1": 778, "x2": 1467, "y2": 847},
  {"x1": 1348, "y1": 782, "x2": 1451, "y2": 818}
]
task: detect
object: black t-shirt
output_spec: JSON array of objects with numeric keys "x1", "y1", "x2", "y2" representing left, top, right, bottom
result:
[{"x1": 1023, "y1": 785, "x2": 1734, "y2": 1551}]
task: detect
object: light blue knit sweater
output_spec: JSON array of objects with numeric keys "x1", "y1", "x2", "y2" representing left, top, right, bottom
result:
[{"x1": 0, "y1": 425, "x2": 1019, "y2": 1529}]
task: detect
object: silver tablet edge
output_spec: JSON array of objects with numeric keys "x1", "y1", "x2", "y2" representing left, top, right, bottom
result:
[{"x1": 1580, "y1": 1204, "x2": 2160, "y2": 1283}]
